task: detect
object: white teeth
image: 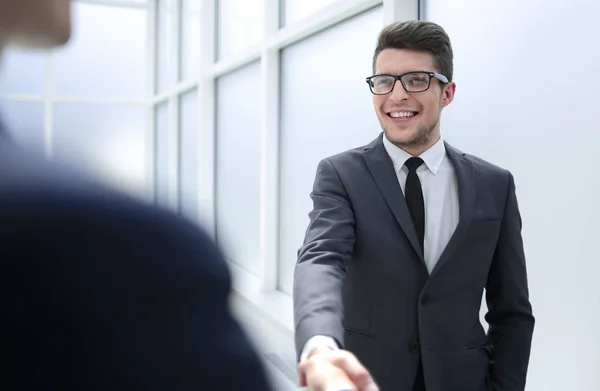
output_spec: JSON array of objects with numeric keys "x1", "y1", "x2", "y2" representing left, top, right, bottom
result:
[{"x1": 390, "y1": 112, "x2": 416, "y2": 118}]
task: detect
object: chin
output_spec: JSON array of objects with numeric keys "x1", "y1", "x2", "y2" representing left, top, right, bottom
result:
[{"x1": 384, "y1": 127, "x2": 418, "y2": 144}]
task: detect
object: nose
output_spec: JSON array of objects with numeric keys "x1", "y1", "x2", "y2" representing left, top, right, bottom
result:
[{"x1": 389, "y1": 80, "x2": 410, "y2": 102}]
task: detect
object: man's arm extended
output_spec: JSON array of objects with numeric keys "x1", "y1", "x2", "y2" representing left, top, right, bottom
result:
[
  {"x1": 293, "y1": 157, "x2": 356, "y2": 361},
  {"x1": 485, "y1": 172, "x2": 535, "y2": 390}
]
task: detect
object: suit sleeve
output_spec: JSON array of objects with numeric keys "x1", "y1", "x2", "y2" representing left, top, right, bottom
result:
[
  {"x1": 485, "y1": 172, "x2": 535, "y2": 391},
  {"x1": 293, "y1": 158, "x2": 356, "y2": 361}
]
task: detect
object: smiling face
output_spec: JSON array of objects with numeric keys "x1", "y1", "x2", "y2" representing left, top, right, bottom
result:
[{"x1": 372, "y1": 48, "x2": 456, "y2": 156}]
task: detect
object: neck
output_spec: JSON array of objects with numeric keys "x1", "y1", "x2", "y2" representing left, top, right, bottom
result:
[
  {"x1": 396, "y1": 140, "x2": 438, "y2": 157},
  {"x1": 389, "y1": 132, "x2": 441, "y2": 157}
]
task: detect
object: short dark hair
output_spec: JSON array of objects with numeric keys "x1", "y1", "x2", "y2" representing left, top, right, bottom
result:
[{"x1": 372, "y1": 20, "x2": 454, "y2": 82}]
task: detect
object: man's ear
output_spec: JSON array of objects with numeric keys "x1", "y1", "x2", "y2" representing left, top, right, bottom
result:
[{"x1": 441, "y1": 82, "x2": 456, "y2": 108}]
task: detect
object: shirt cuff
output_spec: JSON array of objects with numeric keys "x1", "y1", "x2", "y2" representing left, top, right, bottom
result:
[{"x1": 300, "y1": 335, "x2": 339, "y2": 362}]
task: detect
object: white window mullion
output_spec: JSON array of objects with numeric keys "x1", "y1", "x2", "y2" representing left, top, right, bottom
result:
[
  {"x1": 166, "y1": 0, "x2": 182, "y2": 211},
  {"x1": 258, "y1": 0, "x2": 281, "y2": 291},
  {"x1": 147, "y1": 0, "x2": 158, "y2": 203},
  {"x1": 198, "y1": 0, "x2": 217, "y2": 238},
  {"x1": 167, "y1": 94, "x2": 180, "y2": 211}
]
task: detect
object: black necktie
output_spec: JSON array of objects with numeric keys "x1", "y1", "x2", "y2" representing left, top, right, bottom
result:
[{"x1": 404, "y1": 157, "x2": 425, "y2": 252}]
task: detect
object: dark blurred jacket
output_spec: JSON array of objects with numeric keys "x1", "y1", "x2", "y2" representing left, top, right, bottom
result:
[{"x1": 0, "y1": 124, "x2": 271, "y2": 391}]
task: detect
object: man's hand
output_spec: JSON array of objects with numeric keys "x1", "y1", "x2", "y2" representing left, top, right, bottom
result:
[{"x1": 298, "y1": 348, "x2": 379, "y2": 391}]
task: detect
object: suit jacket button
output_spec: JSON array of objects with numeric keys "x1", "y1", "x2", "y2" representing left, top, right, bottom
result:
[{"x1": 410, "y1": 340, "x2": 420, "y2": 353}]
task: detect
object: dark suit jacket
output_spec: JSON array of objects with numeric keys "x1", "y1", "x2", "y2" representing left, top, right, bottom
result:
[
  {"x1": 294, "y1": 134, "x2": 534, "y2": 391},
  {"x1": 0, "y1": 128, "x2": 271, "y2": 390}
]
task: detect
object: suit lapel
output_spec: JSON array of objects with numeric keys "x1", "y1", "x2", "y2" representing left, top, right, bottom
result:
[
  {"x1": 363, "y1": 135, "x2": 424, "y2": 261},
  {"x1": 430, "y1": 142, "x2": 475, "y2": 277}
]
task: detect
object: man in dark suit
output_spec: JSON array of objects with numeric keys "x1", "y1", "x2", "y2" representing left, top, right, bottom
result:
[{"x1": 294, "y1": 20, "x2": 535, "y2": 391}]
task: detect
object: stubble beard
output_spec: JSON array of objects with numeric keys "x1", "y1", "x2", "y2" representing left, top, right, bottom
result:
[{"x1": 383, "y1": 115, "x2": 440, "y2": 151}]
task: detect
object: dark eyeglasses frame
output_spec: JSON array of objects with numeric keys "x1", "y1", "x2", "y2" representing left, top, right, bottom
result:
[{"x1": 365, "y1": 71, "x2": 449, "y2": 95}]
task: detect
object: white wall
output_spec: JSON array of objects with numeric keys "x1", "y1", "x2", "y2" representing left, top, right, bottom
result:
[{"x1": 423, "y1": 0, "x2": 600, "y2": 390}]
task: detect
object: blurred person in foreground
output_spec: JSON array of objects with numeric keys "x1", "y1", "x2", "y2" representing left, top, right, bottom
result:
[
  {"x1": 0, "y1": 1, "x2": 371, "y2": 390},
  {"x1": 294, "y1": 20, "x2": 535, "y2": 391}
]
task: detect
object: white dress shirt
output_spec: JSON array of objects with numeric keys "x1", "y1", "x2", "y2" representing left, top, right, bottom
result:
[
  {"x1": 382, "y1": 134, "x2": 459, "y2": 273},
  {"x1": 300, "y1": 133, "x2": 460, "y2": 360}
]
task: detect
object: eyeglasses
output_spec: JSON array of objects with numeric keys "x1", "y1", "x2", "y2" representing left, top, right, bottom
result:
[{"x1": 366, "y1": 71, "x2": 449, "y2": 95}]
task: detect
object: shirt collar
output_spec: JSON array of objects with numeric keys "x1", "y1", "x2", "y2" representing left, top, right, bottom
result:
[{"x1": 382, "y1": 133, "x2": 447, "y2": 175}]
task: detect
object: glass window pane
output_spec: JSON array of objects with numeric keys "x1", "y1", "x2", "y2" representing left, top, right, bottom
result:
[
  {"x1": 52, "y1": 103, "x2": 148, "y2": 199},
  {"x1": 155, "y1": 102, "x2": 170, "y2": 205},
  {"x1": 181, "y1": 0, "x2": 202, "y2": 81},
  {"x1": 0, "y1": 100, "x2": 45, "y2": 152},
  {"x1": 179, "y1": 89, "x2": 199, "y2": 222},
  {"x1": 52, "y1": 2, "x2": 147, "y2": 99},
  {"x1": 0, "y1": 48, "x2": 46, "y2": 95},
  {"x1": 278, "y1": 7, "x2": 383, "y2": 295},
  {"x1": 215, "y1": 62, "x2": 261, "y2": 275},
  {"x1": 157, "y1": 0, "x2": 176, "y2": 92},
  {"x1": 282, "y1": 0, "x2": 339, "y2": 27},
  {"x1": 217, "y1": 0, "x2": 264, "y2": 61}
]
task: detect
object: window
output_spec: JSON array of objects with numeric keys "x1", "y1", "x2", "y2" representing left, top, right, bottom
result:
[
  {"x1": 52, "y1": 2, "x2": 147, "y2": 99},
  {"x1": 181, "y1": 0, "x2": 202, "y2": 81},
  {"x1": 216, "y1": 0, "x2": 264, "y2": 60},
  {"x1": 53, "y1": 103, "x2": 148, "y2": 198},
  {"x1": 281, "y1": 0, "x2": 340, "y2": 26},
  {"x1": 157, "y1": 0, "x2": 177, "y2": 92},
  {"x1": 278, "y1": 7, "x2": 383, "y2": 295},
  {"x1": 215, "y1": 62, "x2": 262, "y2": 275}
]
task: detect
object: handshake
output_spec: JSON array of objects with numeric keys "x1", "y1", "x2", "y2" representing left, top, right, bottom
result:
[{"x1": 298, "y1": 346, "x2": 379, "y2": 391}]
